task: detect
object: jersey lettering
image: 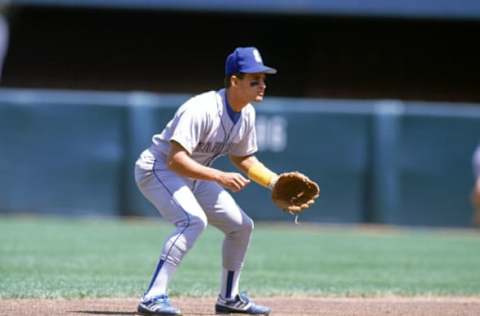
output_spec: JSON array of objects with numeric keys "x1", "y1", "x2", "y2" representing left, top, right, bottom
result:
[{"x1": 196, "y1": 141, "x2": 236, "y2": 154}]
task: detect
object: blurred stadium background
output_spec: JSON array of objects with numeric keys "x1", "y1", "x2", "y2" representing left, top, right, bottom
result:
[{"x1": 1, "y1": 0, "x2": 480, "y2": 228}]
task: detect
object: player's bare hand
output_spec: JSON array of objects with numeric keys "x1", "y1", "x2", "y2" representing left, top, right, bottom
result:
[{"x1": 217, "y1": 172, "x2": 250, "y2": 192}]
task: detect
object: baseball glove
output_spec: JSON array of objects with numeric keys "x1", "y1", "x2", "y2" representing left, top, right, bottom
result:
[{"x1": 271, "y1": 171, "x2": 320, "y2": 214}]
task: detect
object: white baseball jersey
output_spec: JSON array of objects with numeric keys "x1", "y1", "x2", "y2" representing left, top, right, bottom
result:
[
  {"x1": 149, "y1": 89, "x2": 258, "y2": 164},
  {"x1": 474, "y1": 144, "x2": 480, "y2": 178}
]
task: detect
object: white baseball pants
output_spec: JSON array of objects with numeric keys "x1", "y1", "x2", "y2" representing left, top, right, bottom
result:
[{"x1": 135, "y1": 149, "x2": 254, "y2": 272}]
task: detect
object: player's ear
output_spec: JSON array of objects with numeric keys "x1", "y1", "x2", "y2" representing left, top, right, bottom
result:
[{"x1": 230, "y1": 75, "x2": 239, "y2": 87}]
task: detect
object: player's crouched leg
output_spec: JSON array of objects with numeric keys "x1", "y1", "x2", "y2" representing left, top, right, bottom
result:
[
  {"x1": 221, "y1": 214, "x2": 254, "y2": 270},
  {"x1": 162, "y1": 214, "x2": 208, "y2": 265}
]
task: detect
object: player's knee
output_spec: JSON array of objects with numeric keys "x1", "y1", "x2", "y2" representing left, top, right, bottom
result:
[
  {"x1": 189, "y1": 214, "x2": 208, "y2": 233},
  {"x1": 241, "y1": 216, "x2": 254, "y2": 234},
  {"x1": 174, "y1": 213, "x2": 207, "y2": 237},
  {"x1": 229, "y1": 215, "x2": 254, "y2": 234},
  {"x1": 248, "y1": 217, "x2": 254, "y2": 231}
]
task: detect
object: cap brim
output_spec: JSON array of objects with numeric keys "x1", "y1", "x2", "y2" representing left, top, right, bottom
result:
[{"x1": 242, "y1": 65, "x2": 277, "y2": 74}]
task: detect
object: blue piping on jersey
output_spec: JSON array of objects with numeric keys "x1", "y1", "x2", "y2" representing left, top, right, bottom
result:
[
  {"x1": 144, "y1": 160, "x2": 192, "y2": 296},
  {"x1": 203, "y1": 95, "x2": 237, "y2": 168},
  {"x1": 225, "y1": 95, "x2": 241, "y2": 124},
  {"x1": 204, "y1": 120, "x2": 235, "y2": 168}
]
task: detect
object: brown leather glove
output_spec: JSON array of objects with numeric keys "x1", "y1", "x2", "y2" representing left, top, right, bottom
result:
[{"x1": 271, "y1": 171, "x2": 320, "y2": 214}]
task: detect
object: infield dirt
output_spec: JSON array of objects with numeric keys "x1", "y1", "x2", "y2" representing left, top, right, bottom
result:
[{"x1": 1, "y1": 296, "x2": 480, "y2": 316}]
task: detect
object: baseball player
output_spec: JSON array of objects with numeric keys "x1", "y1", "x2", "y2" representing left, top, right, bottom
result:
[
  {"x1": 472, "y1": 144, "x2": 480, "y2": 227},
  {"x1": 135, "y1": 47, "x2": 279, "y2": 316}
]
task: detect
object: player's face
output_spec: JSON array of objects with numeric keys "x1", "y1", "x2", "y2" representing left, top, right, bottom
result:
[{"x1": 237, "y1": 73, "x2": 267, "y2": 102}]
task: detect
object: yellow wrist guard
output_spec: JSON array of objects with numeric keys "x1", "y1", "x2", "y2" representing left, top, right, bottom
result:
[{"x1": 247, "y1": 162, "x2": 278, "y2": 189}]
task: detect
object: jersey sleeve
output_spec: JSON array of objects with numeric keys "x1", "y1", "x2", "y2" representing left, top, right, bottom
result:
[{"x1": 168, "y1": 106, "x2": 204, "y2": 155}]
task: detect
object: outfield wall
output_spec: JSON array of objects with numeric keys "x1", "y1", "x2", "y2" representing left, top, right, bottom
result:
[{"x1": 1, "y1": 88, "x2": 479, "y2": 227}]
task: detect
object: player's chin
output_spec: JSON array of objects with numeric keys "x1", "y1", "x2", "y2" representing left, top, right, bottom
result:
[{"x1": 254, "y1": 95, "x2": 264, "y2": 102}]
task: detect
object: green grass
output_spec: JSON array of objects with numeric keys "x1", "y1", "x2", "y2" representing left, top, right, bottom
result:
[{"x1": 1, "y1": 215, "x2": 480, "y2": 298}]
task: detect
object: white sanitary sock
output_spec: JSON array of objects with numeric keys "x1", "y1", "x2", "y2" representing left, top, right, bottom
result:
[
  {"x1": 144, "y1": 259, "x2": 177, "y2": 300},
  {"x1": 220, "y1": 268, "x2": 240, "y2": 299}
]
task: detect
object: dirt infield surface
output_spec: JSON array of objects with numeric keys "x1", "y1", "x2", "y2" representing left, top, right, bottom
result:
[{"x1": 2, "y1": 297, "x2": 480, "y2": 316}]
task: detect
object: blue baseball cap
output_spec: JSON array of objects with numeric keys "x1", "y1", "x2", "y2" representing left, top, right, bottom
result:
[{"x1": 225, "y1": 47, "x2": 277, "y2": 76}]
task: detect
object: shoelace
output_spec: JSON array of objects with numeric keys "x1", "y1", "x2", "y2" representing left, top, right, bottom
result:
[
  {"x1": 238, "y1": 292, "x2": 251, "y2": 305},
  {"x1": 145, "y1": 295, "x2": 170, "y2": 305}
]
